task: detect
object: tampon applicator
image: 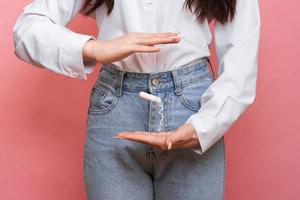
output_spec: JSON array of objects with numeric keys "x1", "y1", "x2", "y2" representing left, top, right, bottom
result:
[{"x1": 139, "y1": 91, "x2": 161, "y2": 104}]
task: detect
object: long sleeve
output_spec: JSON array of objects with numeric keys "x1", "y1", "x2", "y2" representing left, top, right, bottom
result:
[
  {"x1": 184, "y1": 0, "x2": 261, "y2": 155},
  {"x1": 12, "y1": 0, "x2": 98, "y2": 80}
]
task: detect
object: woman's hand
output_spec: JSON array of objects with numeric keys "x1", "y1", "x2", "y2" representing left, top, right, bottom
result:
[
  {"x1": 83, "y1": 32, "x2": 181, "y2": 64},
  {"x1": 114, "y1": 124, "x2": 201, "y2": 151}
]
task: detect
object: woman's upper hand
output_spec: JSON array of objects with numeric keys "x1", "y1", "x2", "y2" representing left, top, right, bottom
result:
[{"x1": 83, "y1": 32, "x2": 181, "y2": 64}]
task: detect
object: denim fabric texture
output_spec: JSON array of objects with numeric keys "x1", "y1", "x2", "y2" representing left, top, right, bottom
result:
[{"x1": 84, "y1": 57, "x2": 226, "y2": 200}]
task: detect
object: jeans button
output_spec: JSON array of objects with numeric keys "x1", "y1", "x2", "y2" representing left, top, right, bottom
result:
[{"x1": 151, "y1": 78, "x2": 160, "y2": 86}]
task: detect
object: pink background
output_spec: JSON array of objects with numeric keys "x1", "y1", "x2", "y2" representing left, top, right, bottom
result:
[{"x1": 1, "y1": 0, "x2": 300, "y2": 199}]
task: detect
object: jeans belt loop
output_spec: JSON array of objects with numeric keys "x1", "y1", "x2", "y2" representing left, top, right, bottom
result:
[
  {"x1": 171, "y1": 70, "x2": 182, "y2": 96},
  {"x1": 115, "y1": 70, "x2": 125, "y2": 97}
]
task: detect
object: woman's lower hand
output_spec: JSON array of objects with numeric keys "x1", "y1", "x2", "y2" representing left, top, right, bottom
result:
[
  {"x1": 83, "y1": 32, "x2": 181, "y2": 65},
  {"x1": 114, "y1": 124, "x2": 201, "y2": 151}
]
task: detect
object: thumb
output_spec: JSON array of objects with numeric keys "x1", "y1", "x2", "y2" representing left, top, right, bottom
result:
[{"x1": 165, "y1": 132, "x2": 179, "y2": 150}]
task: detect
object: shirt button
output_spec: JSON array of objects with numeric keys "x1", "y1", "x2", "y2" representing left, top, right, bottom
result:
[
  {"x1": 151, "y1": 78, "x2": 160, "y2": 86},
  {"x1": 147, "y1": 0, "x2": 153, "y2": 4}
]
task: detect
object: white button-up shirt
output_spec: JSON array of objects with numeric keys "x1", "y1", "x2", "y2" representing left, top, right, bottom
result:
[{"x1": 13, "y1": 0, "x2": 261, "y2": 155}]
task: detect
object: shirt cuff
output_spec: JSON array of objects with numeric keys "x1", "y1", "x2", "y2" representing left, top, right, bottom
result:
[
  {"x1": 190, "y1": 146, "x2": 202, "y2": 155},
  {"x1": 59, "y1": 31, "x2": 97, "y2": 80}
]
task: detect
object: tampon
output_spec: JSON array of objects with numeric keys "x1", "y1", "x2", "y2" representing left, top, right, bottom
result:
[{"x1": 139, "y1": 91, "x2": 161, "y2": 104}]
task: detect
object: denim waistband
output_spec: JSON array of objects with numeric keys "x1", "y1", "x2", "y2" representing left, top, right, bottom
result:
[{"x1": 96, "y1": 57, "x2": 212, "y2": 97}]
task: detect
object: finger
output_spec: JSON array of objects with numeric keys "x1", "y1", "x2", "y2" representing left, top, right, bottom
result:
[
  {"x1": 113, "y1": 135, "x2": 126, "y2": 139},
  {"x1": 137, "y1": 35, "x2": 181, "y2": 46},
  {"x1": 156, "y1": 131, "x2": 172, "y2": 136},
  {"x1": 119, "y1": 132, "x2": 164, "y2": 145},
  {"x1": 137, "y1": 32, "x2": 179, "y2": 38},
  {"x1": 116, "y1": 132, "x2": 166, "y2": 147},
  {"x1": 130, "y1": 44, "x2": 161, "y2": 53},
  {"x1": 176, "y1": 140, "x2": 201, "y2": 149}
]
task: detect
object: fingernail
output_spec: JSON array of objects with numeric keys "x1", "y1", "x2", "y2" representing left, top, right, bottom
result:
[
  {"x1": 167, "y1": 141, "x2": 172, "y2": 150},
  {"x1": 154, "y1": 45, "x2": 162, "y2": 49},
  {"x1": 114, "y1": 135, "x2": 125, "y2": 139}
]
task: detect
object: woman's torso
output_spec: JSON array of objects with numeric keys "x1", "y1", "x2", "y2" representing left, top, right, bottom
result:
[{"x1": 93, "y1": 0, "x2": 212, "y2": 73}]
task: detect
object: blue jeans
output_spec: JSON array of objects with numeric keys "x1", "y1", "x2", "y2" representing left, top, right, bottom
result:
[{"x1": 84, "y1": 57, "x2": 226, "y2": 200}]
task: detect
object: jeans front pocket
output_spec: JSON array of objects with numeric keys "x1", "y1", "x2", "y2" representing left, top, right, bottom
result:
[
  {"x1": 178, "y1": 75, "x2": 213, "y2": 112},
  {"x1": 88, "y1": 81, "x2": 119, "y2": 115}
]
